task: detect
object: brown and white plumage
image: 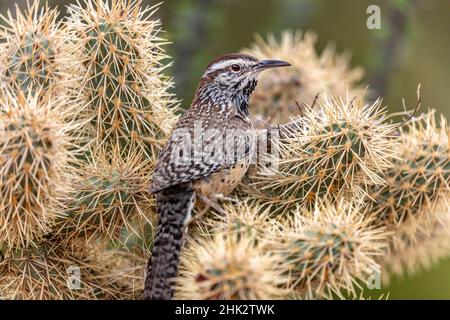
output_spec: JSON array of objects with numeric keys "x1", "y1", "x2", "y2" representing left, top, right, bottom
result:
[{"x1": 143, "y1": 53, "x2": 290, "y2": 300}]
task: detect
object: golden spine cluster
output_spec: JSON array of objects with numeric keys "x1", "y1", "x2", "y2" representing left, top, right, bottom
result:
[
  {"x1": 65, "y1": 0, "x2": 178, "y2": 158},
  {"x1": 0, "y1": 90, "x2": 73, "y2": 248},
  {"x1": 240, "y1": 95, "x2": 398, "y2": 214},
  {"x1": 175, "y1": 233, "x2": 286, "y2": 300},
  {"x1": 0, "y1": 0, "x2": 176, "y2": 299},
  {"x1": 275, "y1": 200, "x2": 387, "y2": 299},
  {"x1": 368, "y1": 111, "x2": 449, "y2": 226},
  {"x1": 0, "y1": 2, "x2": 65, "y2": 100}
]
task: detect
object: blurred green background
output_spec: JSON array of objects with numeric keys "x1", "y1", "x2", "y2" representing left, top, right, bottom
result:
[{"x1": 0, "y1": 0, "x2": 449, "y2": 299}]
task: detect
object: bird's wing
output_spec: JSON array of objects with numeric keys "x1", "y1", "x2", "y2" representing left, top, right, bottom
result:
[{"x1": 150, "y1": 107, "x2": 254, "y2": 194}]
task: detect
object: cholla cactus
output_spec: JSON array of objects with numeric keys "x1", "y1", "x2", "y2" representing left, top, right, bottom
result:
[
  {"x1": 368, "y1": 111, "x2": 450, "y2": 225},
  {"x1": 51, "y1": 0, "x2": 178, "y2": 295},
  {"x1": 0, "y1": 89, "x2": 75, "y2": 248},
  {"x1": 55, "y1": 147, "x2": 155, "y2": 247},
  {"x1": 65, "y1": 0, "x2": 177, "y2": 157},
  {"x1": 0, "y1": 239, "x2": 94, "y2": 299},
  {"x1": 380, "y1": 199, "x2": 450, "y2": 283},
  {"x1": 0, "y1": 2, "x2": 65, "y2": 100},
  {"x1": 276, "y1": 200, "x2": 387, "y2": 299},
  {"x1": 0, "y1": 237, "x2": 144, "y2": 300},
  {"x1": 86, "y1": 240, "x2": 147, "y2": 299},
  {"x1": 243, "y1": 95, "x2": 398, "y2": 214},
  {"x1": 242, "y1": 30, "x2": 365, "y2": 124},
  {"x1": 199, "y1": 201, "x2": 277, "y2": 244},
  {"x1": 175, "y1": 234, "x2": 286, "y2": 300}
]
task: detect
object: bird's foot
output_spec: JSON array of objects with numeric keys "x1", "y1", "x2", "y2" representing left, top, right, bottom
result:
[
  {"x1": 186, "y1": 193, "x2": 234, "y2": 227},
  {"x1": 214, "y1": 193, "x2": 239, "y2": 203},
  {"x1": 186, "y1": 202, "x2": 210, "y2": 227},
  {"x1": 198, "y1": 194, "x2": 227, "y2": 215}
]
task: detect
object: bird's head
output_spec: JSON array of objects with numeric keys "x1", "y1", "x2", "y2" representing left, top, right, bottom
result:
[{"x1": 200, "y1": 53, "x2": 291, "y2": 93}]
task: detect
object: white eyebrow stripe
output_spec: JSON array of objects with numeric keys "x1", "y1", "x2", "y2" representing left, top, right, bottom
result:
[{"x1": 203, "y1": 58, "x2": 245, "y2": 76}]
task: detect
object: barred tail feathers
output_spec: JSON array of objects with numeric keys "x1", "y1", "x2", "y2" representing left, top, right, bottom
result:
[{"x1": 143, "y1": 183, "x2": 195, "y2": 300}]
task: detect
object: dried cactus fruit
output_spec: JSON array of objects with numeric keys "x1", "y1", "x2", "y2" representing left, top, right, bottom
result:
[
  {"x1": 54, "y1": 146, "x2": 155, "y2": 247},
  {"x1": 368, "y1": 111, "x2": 450, "y2": 225},
  {"x1": 243, "y1": 95, "x2": 397, "y2": 214},
  {"x1": 65, "y1": 0, "x2": 178, "y2": 157},
  {"x1": 242, "y1": 30, "x2": 365, "y2": 125},
  {"x1": 0, "y1": 89, "x2": 76, "y2": 248},
  {"x1": 175, "y1": 234, "x2": 286, "y2": 300},
  {"x1": 276, "y1": 200, "x2": 387, "y2": 299},
  {"x1": 0, "y1": 2, "x2": 66, "y2": 100}
]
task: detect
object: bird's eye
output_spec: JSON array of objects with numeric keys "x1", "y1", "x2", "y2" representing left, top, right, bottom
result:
[{"x1": 231, "y1": 64, "x2": 241, "y2": 72}]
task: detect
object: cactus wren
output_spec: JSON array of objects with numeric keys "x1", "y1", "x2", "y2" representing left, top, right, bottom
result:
[{"x1": 143, "y1": 53, "x2": 290, "y2": 300}]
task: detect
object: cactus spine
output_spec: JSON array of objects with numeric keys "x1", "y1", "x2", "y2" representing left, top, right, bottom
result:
[
  {"x1": 0, "y1": 2, "x2": 66, "y2": 100},
  {"x1": 368, "y1": 111, "x2": 450, "y2": 225},
  {"x1": 243, "y1": 95, "x2": 398, "y2": 214},
  {"x1": 57, "y1": 147, "x2": 154, "y2": 245},
  {"x1": 276, "y1": 200, "x2": 387, "y2": 299},
  {"x1": 0, "y1": 89, "x2": 75, "y2": 248},
  {"x1": 65, "y1": 0, "x2": 177, "y2": 158},
  {"x1": 175, "y1": 234, "x2": 286, "y2": 300}
]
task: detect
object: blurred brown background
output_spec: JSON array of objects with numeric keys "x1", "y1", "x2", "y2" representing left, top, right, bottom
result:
[{"x1": 1, "y1": 0, "x2": 449, "y2": 298}]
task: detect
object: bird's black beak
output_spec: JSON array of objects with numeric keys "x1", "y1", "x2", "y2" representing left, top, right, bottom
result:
[{"x1": 256, "y1": 59, "x2": 291, "y2": 70}]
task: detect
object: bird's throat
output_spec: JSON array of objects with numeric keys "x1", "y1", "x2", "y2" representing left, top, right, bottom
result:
[
  {"x1": 195, "y1": 79, "x2": 257, "y2": 119},
  {"x1": 234, "y1": 79, "x2": 257, "y2": 118}
]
